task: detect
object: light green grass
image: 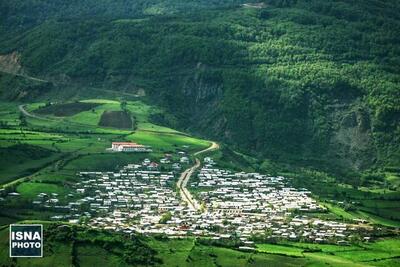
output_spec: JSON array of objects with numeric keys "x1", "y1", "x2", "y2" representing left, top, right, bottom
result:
[
  {"x1": 147, "y1": 238, "x2": 195, "y2": 266},
  {"x1": 62, "y1": 153, "x2": 156, "y2": 172},
  {"x1": 16, "y1": 182, "x2": 68, "y2": 199},
  {"x1": 333, "y1": 239, "x2": 400, "y2": 262},
  {"x1": 76, "y1": 243, "x2": 129, "y2": 267},
  {"x1": 147, "y1": 239, "x2": 308, "y2": 267},
  {"x1": 354, "y1": 210, "x2": 400, "y2": 227},
  {"x1": 81, "y1": 99, "x2": 119, "y2": 104},
  {"x1": 68, "y1": 102, "x2": 120, "y2": 126},
  {"x1": 128, "y1": 130, "x2": 210, "y2": 153},
  {"x1": 320, "y1": 202, "x2": 357, "y2": 220},
  {"x1": 256, "y1": 243, "x2": 304, "y2": 256},
  {"x1": 287, "y1": 242, "x2": 363, "y2": 253}
]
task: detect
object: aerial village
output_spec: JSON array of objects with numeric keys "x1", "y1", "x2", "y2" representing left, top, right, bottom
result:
[{"x1": 28, "y1": 142, "x2": 371, "y2": 247}]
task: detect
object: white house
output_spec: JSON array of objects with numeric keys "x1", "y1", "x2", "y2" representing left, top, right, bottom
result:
[{"x1": 110, "y1": 142, "x2": 151, "y2": 152}]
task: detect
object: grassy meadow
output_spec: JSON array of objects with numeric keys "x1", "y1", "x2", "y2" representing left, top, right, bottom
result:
[
  {"x1": 0, "y1": 228, "x2": 394, "y2": 267},
  {"x1": 0, "y1": 98, "x2": 210, "y2": 206},
  {"x1": 0, "y1": 98, "x2": 399, "y2": 267}
]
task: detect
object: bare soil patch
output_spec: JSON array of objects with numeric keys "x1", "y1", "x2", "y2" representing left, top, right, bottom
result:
[
  {"x1": 36, "y1": 102, "x2": 99, "y2": 116},
  {"x1": 98, "y1": 110, "x2": 133, "y2": 129}
]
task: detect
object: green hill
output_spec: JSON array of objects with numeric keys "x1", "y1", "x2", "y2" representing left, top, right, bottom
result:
[{"x1": 1, "y1": 0, "x2": 399, "y2": 176}]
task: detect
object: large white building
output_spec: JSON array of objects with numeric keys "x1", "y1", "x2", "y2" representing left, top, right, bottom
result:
[{"x1": 111, "y1": 142, "x2": 151, "y2": 152}]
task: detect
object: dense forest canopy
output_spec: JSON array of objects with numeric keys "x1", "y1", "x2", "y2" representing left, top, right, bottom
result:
[{"x1": 0, "y1": 0, "x2": 399, "y2": 176}]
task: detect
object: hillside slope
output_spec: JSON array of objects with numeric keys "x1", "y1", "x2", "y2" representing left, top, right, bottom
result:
[{"x1": 0, "y1": 0, "x2": 399, "y2": 175}]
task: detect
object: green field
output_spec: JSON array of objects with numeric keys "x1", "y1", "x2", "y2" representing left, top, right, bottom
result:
[
  {"x1": 256, "y1": 243, "x2": 304, "y2": 256},
  {"x1": 0, "y1": 220, "x2": 399, "y2": 267},
  {"x1": 0, "y1": 98, "x2": 210, "y2": 206},
  {"x1": 16, "y1": 182, "x2": 68, "y2": 199},
  {"x1": 0, "y1": 98, "x2": 399, "y2": 266},
  {"x1": 254, "y1": 239, "x2": 400, "y2": 266}
]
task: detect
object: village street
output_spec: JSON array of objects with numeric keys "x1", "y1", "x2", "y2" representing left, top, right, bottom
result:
[
  {"x1": 28, "y1": 147, "x2": 372, "y2": 244},
  {"x1": 177, "y1": 142, "x2": 219, "y2": 210}
]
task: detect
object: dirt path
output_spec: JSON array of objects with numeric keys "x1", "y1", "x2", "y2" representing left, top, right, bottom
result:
[{"x1": 177, "y1": 142, "x2": 219, "y2": 210}]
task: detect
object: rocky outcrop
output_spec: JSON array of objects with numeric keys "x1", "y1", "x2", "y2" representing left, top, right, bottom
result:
[
  {"x1": 0, "y1": 52, "x2": 23, "y2": 75},
  {"x1": 328, "y1": 103, "x2": 376, "y2": 171}
]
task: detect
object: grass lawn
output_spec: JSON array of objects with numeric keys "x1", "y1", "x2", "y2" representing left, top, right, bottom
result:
[
  {"x1": 62, "y1": 152, "x2": 156, "y2": 172},
  {"x1": 127, "y1": 130, "x2": 210, "y2": 153},
  {"x1": 354, "y1": 210, "x2": 400, "y2": 228},
  {"x1": 256, "y1": 243, "x2": 304, "y2": 256},
  {"x1": 16, "y1": 182, "x2": 68, "y2": 199},
  {"x1": 147, "y1": 239, "x2": 309, "y2": 267},
  {"x1": 147, "y1": 238, "x2": 195, "y2": 266},
  {"x1": 254, "y1": 239, "x2": 400, "y2": 267},
  {"x1": 319, "y1": 202, "x2": 357, "y2": 220},
  {"x1": 0, "y1": 101, "x2": 21, "y2": 126},
  {"x1": 287, "y1": 242, "x2": 364, "y2": 253}
]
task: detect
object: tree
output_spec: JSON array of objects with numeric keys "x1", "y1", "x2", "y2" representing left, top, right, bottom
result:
[
  {"x1": 120, "y1": 101, "x2": 127, "y2": 111},
  {"x1": 159, "y1": 212, "x2": 172, "y2": 224},
  {"x1": 19, "y1": 113, "x2": 27, "y2": 127}
]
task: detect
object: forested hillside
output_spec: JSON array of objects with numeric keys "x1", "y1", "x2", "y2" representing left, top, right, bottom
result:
[{"x1": 0, "y1": 0, "x2": 399, "y2": 176}]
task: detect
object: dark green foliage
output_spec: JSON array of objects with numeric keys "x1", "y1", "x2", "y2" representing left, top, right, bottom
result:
[
  {"x1": 0, "y1": 71, "x2": 52, "y2": 101},
  {"x1": 98, "y1": 110, "x2": 133, "y2": 129},
  {"x1": 45, "y1": 223, "x2": 162, "y2": 266},
  {"x1": 196, "y1": 236, "x2": 242, "y2": 248},
  {"x1": 159, "y1": 211, "x2": 172, "y2": 224},
  {"x1": 0, "y1": 0, "x2": 399, "y2": 174},
  {"x1": 0, "y1": 144, "x2": 53, "y2": 166},
  {"x1": 36, "y1": 102, "x2": 100, "y2": 116}
]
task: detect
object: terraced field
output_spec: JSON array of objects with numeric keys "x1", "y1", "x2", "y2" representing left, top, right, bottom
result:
[
  {"x1": 0, "y1": 98, "x2": 399, "y2": 267},
  {"x1": 0, "y1": 98, "x2": 210, "y2": 212}
]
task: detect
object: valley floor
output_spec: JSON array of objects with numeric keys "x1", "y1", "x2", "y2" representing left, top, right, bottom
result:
[{"x1": 0, "y1": 99, "x2": 399, "y2": 266}]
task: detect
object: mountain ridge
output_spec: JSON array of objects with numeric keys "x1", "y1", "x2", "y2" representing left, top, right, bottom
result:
[{"x1": 0, "y1": 0, "x2": 399, "y2": 177}]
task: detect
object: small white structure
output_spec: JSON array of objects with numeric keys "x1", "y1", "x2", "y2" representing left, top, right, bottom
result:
[
  {"x1": 110, "y1": 142, "x2": 151, "y2": 152},
  {"x1": 180, "y1": 157, "x2": 189, "y2": 164}
]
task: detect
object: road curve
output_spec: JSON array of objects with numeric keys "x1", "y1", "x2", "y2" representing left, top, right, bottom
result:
[
  {"x1": 177, "y1": 141, "x2": 219, "y2": 211},
  {"x1": 194, "y1": 141, "x2": 220, "y2": 156},
  {"x1": 18, "y1": 104, "x2": 53, "y2": 121}
]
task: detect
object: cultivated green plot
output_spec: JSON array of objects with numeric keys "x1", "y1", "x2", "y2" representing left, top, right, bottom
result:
[
  {"x1": 76, "y1": 244, "x2": 130, "y2": 267},
  {"x1": 287, "y1": 242, "x2": 364, "y2": 253},
  {"x1": 147, "y1": 239, "x2": 309, "y2": 267},
  {"x1": 68, "y1": 102, "x2": 119, "y2": 126},
  {"x1": 62, "y1": 153, "x2": 154, "y2": 172},
  {"x1": 147, "y1": 238, "x2": 195, "y2": 266},
  {"x1": 256, "y1": 243, "x2": 304, "y2": 256},
  {"x1": 16, "y1": 182, "x2": 68, "y2": 200},
  {"x1": 0, "y1": 101, "x2": 19, "y2": 125},
  {"x1": 128, "y1": 130, "x2": 210, "y2": 153},
  {"x1": 0, "y1": 143, "x2": 60, "y2": 184},
  {"x1": 253, "y1": 239, "x2": 400, "y2": 267}
]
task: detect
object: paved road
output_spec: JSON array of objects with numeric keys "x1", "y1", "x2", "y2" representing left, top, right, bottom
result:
[
  {"x1": 194, "y1": 141, "x2": 220, "y2": 156},
  {"x1": 177, "y1": 142, "x2": 219, "y2": 211},
  {"x1": 19, "y1": 103, "x2": 218, "y2": 212},
  {"x1": 18, "y1": 104, "x2": 53, "y2": 121}
]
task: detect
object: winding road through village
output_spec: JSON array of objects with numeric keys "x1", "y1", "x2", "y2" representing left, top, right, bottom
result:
[
  {"x1": 20, "y1": 103, "x2": 220, "y2": 211},
  {"x1": 176, "y1": 141, "x2": 220, "y2": 211}
]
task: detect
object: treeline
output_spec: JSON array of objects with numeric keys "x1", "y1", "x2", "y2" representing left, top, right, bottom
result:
[
  {"x1": 46, "y1": 223, "x2": 162, "y2": 265},
  {"x1": 1, "y1": 0, "x2": 399, "y2": 174}
]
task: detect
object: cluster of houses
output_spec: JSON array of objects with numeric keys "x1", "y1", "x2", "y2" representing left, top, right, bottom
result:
[
  {"x1": 194, "y1": 168, "x2": 321, "y2": 213},
  {"x1": 189, "y1": 167, "x2": 372, "y2": 243},
  {"x1": 28, "y1": 156, "x2": 371, "y2": 245}
]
